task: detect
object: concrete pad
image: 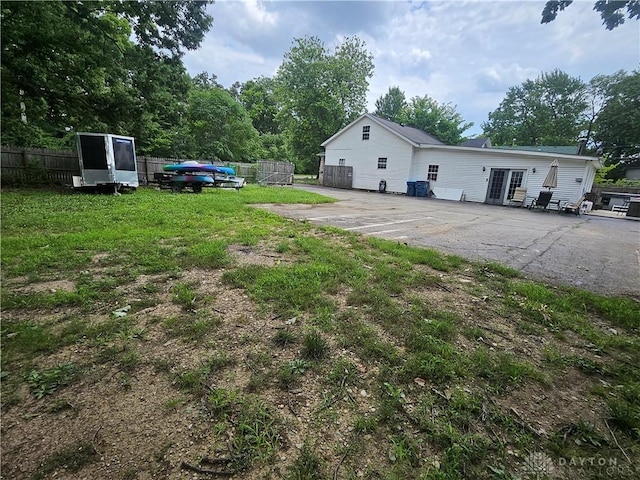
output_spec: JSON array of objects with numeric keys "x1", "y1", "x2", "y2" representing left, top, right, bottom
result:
[{"x1": 260, "y1": 185, "x2": 640, "y2": 297}]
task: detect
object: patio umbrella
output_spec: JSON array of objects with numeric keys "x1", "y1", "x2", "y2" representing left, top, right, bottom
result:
[{"x1": 542, "y1": 159, "x2": 558, "y2": 190}]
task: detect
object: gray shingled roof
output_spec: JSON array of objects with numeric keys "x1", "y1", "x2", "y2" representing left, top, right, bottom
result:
[
  {"x1": 460, "y1": 138, "x2": 489, "y2": 148},
  {"x1": 495, "y1": 145, "x2": 578, "y2": 155},
  {"x1": 369, "y1": 114, "x2": 444, "y2": 145}
]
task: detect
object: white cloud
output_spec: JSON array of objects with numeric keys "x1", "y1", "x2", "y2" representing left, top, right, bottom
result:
[{"x1": 183, "y1": 0, "x2": 640, "y2": 137}]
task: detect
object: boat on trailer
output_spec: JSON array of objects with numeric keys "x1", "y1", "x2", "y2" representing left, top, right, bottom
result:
[{"x1": 158, "y1": 161, "x2": 245, "y2": 193}]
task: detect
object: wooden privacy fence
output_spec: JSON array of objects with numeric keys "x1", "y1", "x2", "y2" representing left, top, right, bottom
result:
[
  {"x1": 256, "y1": 160, "x2": 294, "y2": 185},
  {"x1": 0, "y1": 146, "x2": 79, "y2": 185},
  {"x1": 0, "y1": 146, "x2": 295, "y2": 186},
  {"x1": 323, "y1": 165, "x2": 353, "y2": 189}
]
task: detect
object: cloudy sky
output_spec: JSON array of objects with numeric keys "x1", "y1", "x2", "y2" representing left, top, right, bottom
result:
[{"x1": 182, "y1": 0, "x2": 640, "y2": 136}]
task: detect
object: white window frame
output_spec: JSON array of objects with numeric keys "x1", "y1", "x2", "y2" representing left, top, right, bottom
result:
[
  {"x1": 362, "y1": 125, "x2": 370, "y2": 140},
  {"x1": 377, "y1": 157, "x2": 387, "y2": 169},
  {"x1": 428, "y1": 164, "x2": 439, "y2": 181}
]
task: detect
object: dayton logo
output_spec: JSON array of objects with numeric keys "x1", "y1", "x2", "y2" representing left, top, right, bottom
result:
[{"x1": 523, "y1": 452, "x2": 554, "y2": 478}]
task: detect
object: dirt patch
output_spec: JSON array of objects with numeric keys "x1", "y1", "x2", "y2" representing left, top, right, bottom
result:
[
  {"x1": 1, "y1": 256, "x2": 637, "y2": 479},
  {"x1": 228, "y1": 244, "x2": 287, "y2": 267},
  {"x1": 11, "y1": 279, "x2": 76, "y2": 295}
]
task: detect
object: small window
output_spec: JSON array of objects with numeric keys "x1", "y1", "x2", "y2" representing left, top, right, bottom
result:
[
  {"x1": 427, "y1": 164, "x2": 439, "y2": 181},
  {"x1": 377, "y1": 157, "x2": 387, "y2": 169},
  {"x1": 338, "y1": 158, "x2": 345, "y2": 166},
  {"x1": 362, "y1": 125, "x2": 370, "y2": 140}
]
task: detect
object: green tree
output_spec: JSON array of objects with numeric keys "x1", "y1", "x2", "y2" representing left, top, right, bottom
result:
[
  {"x1": 404, "y1": 95, "x2": 472, "y2": 145},
  {"x1": 582, "y1": 70, "x2": 627, "y2": 150},
  {"x1": 331, "y1": 36, "x2": 375, "y2": 123},
  {"x1": 594, "y1": 71, "x2": 640, "y2": 172},
  {"x1": 276, "y1": 36, "x2": 374, "y2": 173},
  {"x1": 374, "y1": 86, "x2": 408, "y2": 123},
  {"x1": 482, "y1": 70, "x2": 587, "y2": 146},
  {"x1": 239, "y1": 77, "x2": 281, "y2": 135},
  {"x1": 183, "y1": 87, "x2": 260, "y2": 162},
  {"x1": 541, "y1": 0, "x2": 640, "y2": 30},
  {"x1": 1, "y1": 1, "x2": 212, "y2": 149}
]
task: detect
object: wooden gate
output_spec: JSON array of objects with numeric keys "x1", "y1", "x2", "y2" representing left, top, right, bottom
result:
[
  {"x1": 257, "y1": 160, "x2": 294, "y2": 185},
  {"x1": 323, "y1": 166, "x2": 353, "y2": 189}
]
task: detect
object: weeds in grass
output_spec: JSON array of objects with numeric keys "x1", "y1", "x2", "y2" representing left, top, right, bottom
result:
[
  {"x1": 171, "y1": 282, "x2": 200, "y2": 310},
  {"x1": 163, "y1": 397, "x2": 185, "y2": 411},
  {"x1": 224, "y1": 263, "x2": 338, "y2": 316},
  {"x1": 3, "y1": 189, "x2": 640, "y2": 479},
  {"x1": 32, "y1": 441, "x2": 98, "y2": 479},
  {"x1": 272, "y1": 329, "x2": 297, "y2": 347},
  {"x1": 608, "y1": 397, "x2": 640, "y2": 439},
  {"x1": 163, "y1": 314, "x2": 221, "y2": 342},
  {"x1": 182, "y1": 240, "x2": 228, "y2": 268},
  {"x1": 302, "y1": 329, "x2": 328, "y2": 360},
  {"x1": 389, "y1": 434, "x2": 420, "y2": 467},
  {"x1": 469, "y1": 348, "x2": 546, "y2": 392},
  {"x1": 206, "y1": 388, "x2": 281, "y2": 471},
  {"x1": 353, "y1": 414, "x2": 378, "y2": 434},
  {"x1": 27, "y1": 363, "x2": 75, "y2": 399},
  {"x1": 478, "y1": 262, "x2": 520, "y2": 279},
  {"x1": 173, "y1": 354, "x2": 235, "y2": 395},
  {"x1": 327, "y1": 359, "x2": 357, "y2": 388},
  {"x1": 285, "y1": 442, "x2": 324, "y2": 480}
]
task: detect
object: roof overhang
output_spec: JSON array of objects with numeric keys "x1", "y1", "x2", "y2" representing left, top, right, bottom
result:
[{"x1": 419, "y1": 144, "x2": 602, "y2": 167}]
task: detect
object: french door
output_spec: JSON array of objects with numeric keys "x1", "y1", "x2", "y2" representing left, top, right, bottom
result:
[{"x1": 485, "y1": 169, "x2": 525, "y2": 205}]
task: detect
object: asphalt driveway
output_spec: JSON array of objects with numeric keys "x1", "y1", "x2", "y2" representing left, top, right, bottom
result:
[{"x1": 260, "y1": 185, "x2": 640, "y2": 297}]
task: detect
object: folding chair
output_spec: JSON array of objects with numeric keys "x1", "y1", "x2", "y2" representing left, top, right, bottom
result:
[
  {"x1": 509, "y1": 187, "x2": 527, "y2": 207},
  {"x1": 528, "y1": 191, "x2": 553, "y2": 211}
]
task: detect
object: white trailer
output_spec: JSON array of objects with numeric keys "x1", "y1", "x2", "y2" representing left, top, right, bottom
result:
[{"x1": 73, "y1": 133, "x2": 139, "y2": 192}]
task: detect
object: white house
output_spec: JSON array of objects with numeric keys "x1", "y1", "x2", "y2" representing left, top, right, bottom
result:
[{"x1": 320, "y1": 113, "x2": 602, "y2": 206}]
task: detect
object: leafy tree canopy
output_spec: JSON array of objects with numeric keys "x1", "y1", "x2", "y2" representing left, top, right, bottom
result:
[
  {"x1": 403, "y1": 95, "x2": 473, "y2": 145},
  {"x1": 1, "y1": 1, "x2": 212, "y2": 151},
  {"x1": 594, "y1": 70, "x2": 640, "y2": 168},
  {"x1": 375, "y1": 87, "x2": 471, "y2": 144},
  {"x1": 181, "y1": 86, "x2": 260, "y2": 162},
  {"x1": 276, "y1": 36, "x2": 374, "y2": 173},
  {"x1": 374, "y1": 86, "x2": 407, "y2": 123},
  {"x1": 482, "y1": 69, "x2": 587, "y2": 146},
  {"x1": 239, "y1": 77, "x2": 281, "y2": 135},
  {"x1": 541, "y1": 0, "x2": 640, "y2": 30}
]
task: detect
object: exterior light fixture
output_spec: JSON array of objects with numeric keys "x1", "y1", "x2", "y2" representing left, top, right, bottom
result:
[
  {"x1": 532, "y1": 167, "x2": 536, "y2": 173},
  {"x1": 482, "y1": 166, "x2": 486, "y2": 172}
]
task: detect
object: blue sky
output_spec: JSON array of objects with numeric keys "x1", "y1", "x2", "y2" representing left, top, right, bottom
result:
[{"x1": 182, "y1": 0, "x2": 640, "y2": 137}]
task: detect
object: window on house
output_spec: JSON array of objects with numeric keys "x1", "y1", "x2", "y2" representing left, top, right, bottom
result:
[
  {"x1": 377, "y1": 157, "x2": 387, "y2": 169},
  {"x1": 362, "y1": 125, "x2": 370, "y2": 140},
  {"x1": 427, "y1": 165, "x2": 439, "y2": 181},
  {"x1": 338, "y1": 158, "x2": 345, "y2": 166},
  {"x1": 506, "y1": 171, "x2": 525, "y2": 199}
]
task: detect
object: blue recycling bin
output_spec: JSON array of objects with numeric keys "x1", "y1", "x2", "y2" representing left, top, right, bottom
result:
[
  {"x1": 416, "y1": 180, "x2": 429, "y2": 197},
  {"x1": 406, "y1": 181, "x2": 416, "y2": 197}
]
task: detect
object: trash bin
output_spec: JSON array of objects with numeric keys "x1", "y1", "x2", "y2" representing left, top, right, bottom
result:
[
  {"x1": 378, "y1": 179, "x2": 387, "y2": 193},
  {"x1": 406, "y1": 181, "x2": 416, "y2": 197},
  {"x1": 416, "y1": 180, "x2": 428, "y2": 197}
]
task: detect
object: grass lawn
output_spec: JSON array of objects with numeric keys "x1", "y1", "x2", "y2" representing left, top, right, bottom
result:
[{"x1": 1, "y1": 186, "x2": 639, "y2": 479}]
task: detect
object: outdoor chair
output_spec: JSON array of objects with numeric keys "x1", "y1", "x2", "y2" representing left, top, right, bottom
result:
[
  {"x1": 509, "y1": 187, "x2": 527, "y2": 207},
  {"x1": 528, "y1": 191, "x2": 554, "y2": 211},
  {"x1": 561, "y1": 195, "x2": 586, "y2": 216}
]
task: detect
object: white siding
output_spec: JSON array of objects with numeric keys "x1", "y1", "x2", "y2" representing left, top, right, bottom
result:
[
  {"x1": 324, "y1": 116, "x2": 413, "y2": 192},
  {"x1": 322, "y1": 117, "x2": 599, "y2": 203},
  {"x1": 412, "y1": 148, "x2": 596, "y2": 204}
]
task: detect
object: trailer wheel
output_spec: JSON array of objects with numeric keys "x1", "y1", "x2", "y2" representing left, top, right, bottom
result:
[
  {"x1": 192, "y1": 183, "x2": 203, "y2": 194},
  {"x1": 171, "y1": 184, "x2": 182, "y2": 193}
]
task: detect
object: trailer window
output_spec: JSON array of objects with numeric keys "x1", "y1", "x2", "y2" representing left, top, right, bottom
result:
[
  {"x1": 112, "y1": 138, "x2": 136, "y2": 171},
  {"x1": 79, "y1": 135, "x2": 108, "y2": 170}
]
